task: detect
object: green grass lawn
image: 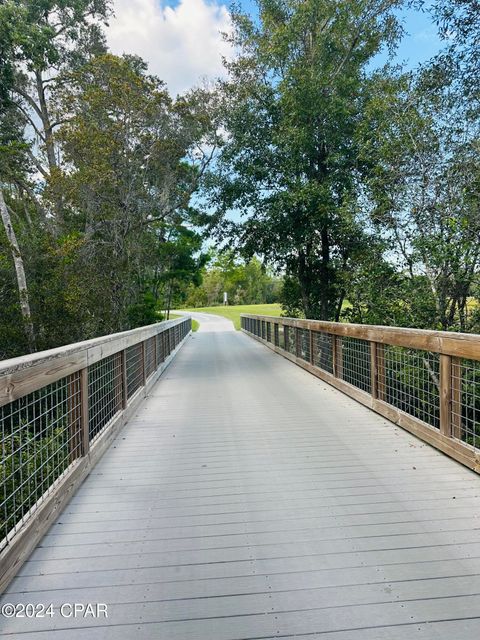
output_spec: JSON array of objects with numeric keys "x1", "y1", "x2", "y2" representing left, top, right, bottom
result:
[{"x1": 182, "y1": 303, "x2": 283, "y2": 330}]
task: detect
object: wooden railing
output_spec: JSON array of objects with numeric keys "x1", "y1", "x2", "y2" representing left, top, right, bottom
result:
[
  {"x1": 242, "y1": 314, "x2": 480, "y2": 474},
  {"x1": 0, "y1": 316, "x2": 191, "y2": 592}
]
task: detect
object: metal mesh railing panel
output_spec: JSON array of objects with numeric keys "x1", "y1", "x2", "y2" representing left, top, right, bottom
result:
[
  {"x1": 156, "y1": 333, "x2": 164, "y2": 366},
  {"x1": 126, "y1": 343, "x2": 143, "y2": 398},
  {"x1": 341, "y1": 336, "x2": 371, "y2": 393},
  {"x1": 285, "y1": 326, "x2": 296, "y2": 356},
  {"x1": 278, "y1": 324, "x2": 285, "y2": 349},
  {"x1": 145, "y1": 337, "x2": 156, "y2": 379},
  {"x1": 267, "y1": 322, "x2": 272, "y2": 343},
  {"x1": 88, "y1": 354, "x2": 122, "y2": 443},
  {"x1": 380, "y1": 346, "x2": 440, "y2": 428},
  {"x1": 1, "y1": 372, "x2": 82, "y2": 550},
  {"x1": 297, "y1": 328, "x2": 310, "y2": 362},
  {"x1": 312, "y1": 331, "x2": 333, "y2": 374},
  {"x1": 452, "y1": 358, "x2": 480, "y2": 450}
]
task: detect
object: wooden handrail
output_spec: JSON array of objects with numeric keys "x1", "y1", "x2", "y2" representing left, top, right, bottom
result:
[
  {"x1": 241, "y1": 314, "x2": 480, "y2": 359},
  {"x1": 241, "y1": 314, "x2": 480, "y2": 475},
  {"x1": 0, "y1": 316, "x2": 192, "y2": 593},
  {"x1": 0, "y1": 317, "x2": 186, "y2": 407}
]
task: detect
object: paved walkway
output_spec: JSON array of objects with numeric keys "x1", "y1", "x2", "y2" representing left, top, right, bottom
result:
[{"x1": 2, "y1": 314, "x2": 480, "y2": 638}]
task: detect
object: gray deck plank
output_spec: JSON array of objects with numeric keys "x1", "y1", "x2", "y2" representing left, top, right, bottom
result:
[{"x1": 2, "y1": 312, "x2": 480, "y2": 638}]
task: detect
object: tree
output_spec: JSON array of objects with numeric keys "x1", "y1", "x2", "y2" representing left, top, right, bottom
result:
[
  {"x1": 431, "y1": 0, "x2": 480, "y2": 107},
  {"x1": 0, "y1": 18, "x2": 36, "y2": 352},
  {"x1": 184, "y1": 252, "x2": 282, "y2": 307},
  {"x1": 54, "y1": 54, "x2": 217, "y2": 332},
  {"x1": 0, "y1": 5, "x2": 219, "y2": 356},
  {"x1": 0, "y1": 191, "x2": 35, "y2": 352},
  {"x1": 0, "y1": 0, "x2": 111, "y2": 228},
  {"x1": 358, "y1": 67, "x2": 480, "y2": 330},
  {"x1": 150, "y1": 224, "x2": 208, "y2": 318},
  {"x1": 207, "y1": 0, "x2": 403, "y2": 320}
]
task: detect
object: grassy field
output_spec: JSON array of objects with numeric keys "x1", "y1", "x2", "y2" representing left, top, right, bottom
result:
[
  {"x1": 167, "y1": 313, "x2": 199, "y2": 331},
  {"x1": 182, "y1": 304, "x2": 283, "y2": 330}
]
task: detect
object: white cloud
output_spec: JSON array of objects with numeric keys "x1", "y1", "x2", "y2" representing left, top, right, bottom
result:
[{"x1": 106, "y1": 0, "x2": 232, "y2": 95}]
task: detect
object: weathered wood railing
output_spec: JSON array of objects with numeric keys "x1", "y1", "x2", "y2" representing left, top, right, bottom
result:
[
  {"x1": 0, "y1": 316, "x2": 191, "y2": 591},
  {"x1": 242, "y1": 314, "x2": 480, "y2": 474}
]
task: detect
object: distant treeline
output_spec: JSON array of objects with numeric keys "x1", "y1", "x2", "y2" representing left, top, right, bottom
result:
[{"x1": 183, "y1": 254, "x2": 281, "y2": 308}]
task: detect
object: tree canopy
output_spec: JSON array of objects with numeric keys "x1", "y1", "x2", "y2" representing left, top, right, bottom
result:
[{"x1": 0, "y1": 0, "x2": 479, "y2": 359}]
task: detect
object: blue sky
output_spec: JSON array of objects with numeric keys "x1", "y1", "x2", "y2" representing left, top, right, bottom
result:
[
  {"x1": 228, "y1": 0, "x2": 444, "y2": 69},
  {"x1": 376, "y1": 1, "x2": 443, "y2": 69},
  {"x1": 107, "y1": 0, "x2": 445, "y2": 95}
]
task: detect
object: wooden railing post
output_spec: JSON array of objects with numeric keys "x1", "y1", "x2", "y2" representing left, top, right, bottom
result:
[
  {"x1": 80, "y1": 367, "x2": 89, "y2": 456},
  {"x1": 309, "y1": 329, "x2": 314, "y2": 365},
  {"x1": 333, "y1": 336, "x2": 343, "y2": 379},
  {"x1": 440, "y1": 354, "x2": 452, "y2": 437},
  {"x1": 332, "y1": 334, "x2": 337, "y2": 376}
]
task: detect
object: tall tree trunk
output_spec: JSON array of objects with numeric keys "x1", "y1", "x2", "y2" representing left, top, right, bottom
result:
[
  {"x1": 0, "y1": 190, "x2": 36, "y2": 352},
  {"x1": 335, "y1": 289, "x2": 345, "y2": 323},
  {"x1": 297, "y1": 249, "x2": 312, "y2": 318},
  {"x1": 34, "y1": 69, "x2": 64, "y2": 228},
  {"x1": 166, "y1": 280, "x2": 173, "y2": 320},
  {"x1": 319, "y1": 224, "x2": 330, "y2": 320},
  {"x1": 35, "y1": 70, "x2": 57, "y2": 173}
]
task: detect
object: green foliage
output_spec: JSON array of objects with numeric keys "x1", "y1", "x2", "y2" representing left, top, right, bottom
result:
[
  {"x1": 0, "y1": 42, "x2": 216, "y2": 354},
  {"x1": 1, "y1": 0, "x2": 480, "y2": 361},
  {"x1": 208, "y1": 0, "x2": 404, "y2": 320},
  {"x1": 358, "y1": 64, "x2": 480, "y2": 331},
  {"x1": 0, "y1": 419, "x2": 71, "y2": 539},
  {"x1": 184, "y1": 253, "x2": 281, "y2": 308}
]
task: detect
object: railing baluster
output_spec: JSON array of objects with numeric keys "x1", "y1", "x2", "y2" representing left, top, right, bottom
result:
[
  {"x1": 334, "y1": 336, "x2": 343, "y2": 379},
  {"x1": 331, "y1": 334, "x2": 337, "y2": 376}
]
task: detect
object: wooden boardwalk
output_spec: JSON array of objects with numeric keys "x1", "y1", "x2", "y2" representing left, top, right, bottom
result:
[{"x1": 2, "y1": 313, "x2": 480, "y2": 639}]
